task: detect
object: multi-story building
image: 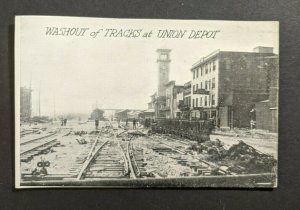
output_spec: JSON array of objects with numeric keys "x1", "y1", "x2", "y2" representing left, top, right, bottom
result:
[
  {"x1": 190, "y1": 46, "x2": 277, "y2": 128},
  {"x1": 154, "y1": 49, "x2": 171, "y2": 119},
  {"x1": 175, "y1": 89, "x2": 184, "y2": 118},
  {"x1": 20, "y1": 87, "x2": 32, "y2": 122},
  {"x1": 143, "y1": 93, "x2": 156, "y2": 119},
  {"x1": 178, "y1": 81, "x2": 191, "y2": 119},
  {"x1": 255, "y1": 55, "x2": 279, "y2": 132},
  {"x1": 161, "y1": 81, "x2": 184, "y2": 119}
]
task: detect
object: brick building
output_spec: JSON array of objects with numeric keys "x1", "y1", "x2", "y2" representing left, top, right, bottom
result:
[
  {"x1": 255, "y1": 55, "x2": 279, "y2": 132},
  {"x1": 190, "y1": 46, "x2": 277, "y2": 128}
]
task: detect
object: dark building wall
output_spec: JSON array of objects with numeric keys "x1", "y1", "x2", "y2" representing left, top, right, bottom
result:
[
  {"x1": 20, "y1": 87, "x2": 32, "y2": 122},
  {"x1": 218, "y1": 51, "x2": 275, "y2": 128},
  {"x1": 115, "y1": 110, "x2": 129, "y2": 121},
  {"x1": 256, "y1": 101, "x2": 272, "y2": 130}
]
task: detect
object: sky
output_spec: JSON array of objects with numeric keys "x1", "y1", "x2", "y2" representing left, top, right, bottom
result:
[{"x1": 17, "y1": 16, "x2": 279, "y2": 116}]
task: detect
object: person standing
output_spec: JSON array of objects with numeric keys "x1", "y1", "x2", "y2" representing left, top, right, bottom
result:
[
  {"x1": 95, "y1": 119, "x2": 99, "y2": 130},
  {"x1": 133, "y1": 118, "x2": 136, "y2": 129}
]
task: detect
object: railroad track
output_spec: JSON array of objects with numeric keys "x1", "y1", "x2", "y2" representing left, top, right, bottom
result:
[
  {"x1": 20, "y1": 128, "x2": 72, "y2": 162},
  {"x1": 146, "y1": 136, "x2": 216, "y2": 176},
  {"x1": 77, "y1": 140, "x2": 129, "y2": 180},
  {"x1": 76, "y1": 123, "x2": 129, "y2": 180},
  {"x1": 127, "y1": 142, "x2": 151, "y2": 178},
  {"x1": 20, "y1": 130, "x2": 58, "y2": 146}
]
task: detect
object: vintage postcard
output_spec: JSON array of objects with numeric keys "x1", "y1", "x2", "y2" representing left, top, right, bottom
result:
[{"x1": 15, "y1": 16, "x2": 279, "y2": 188}]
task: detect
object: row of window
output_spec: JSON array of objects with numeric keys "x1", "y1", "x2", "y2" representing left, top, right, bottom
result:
[
  {"x1": 193, "y1": 60, "x2": 216, "y2": 79},
  {"x1": 193, "y1": 78, "x2": 216, "y2": 91},
  {"x1": 184, "y1": 96, "x2": 191, "y2": 107},
  {"x1": 192, "y1": 95, "x2": 216, "y2": 107}
]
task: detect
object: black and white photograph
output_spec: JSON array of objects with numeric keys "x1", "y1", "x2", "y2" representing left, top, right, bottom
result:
[{"x1": 15, "y1": 16, "x2": 279, "y2": 188}]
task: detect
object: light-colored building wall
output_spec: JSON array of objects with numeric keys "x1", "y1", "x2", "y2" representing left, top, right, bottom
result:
[{"x1": 191, "y1": 57, "x2": 219, "y2": 109}]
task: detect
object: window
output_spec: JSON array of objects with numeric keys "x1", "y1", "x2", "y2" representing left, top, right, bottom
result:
[
  {"x1": 204, "y1": 96, "x2": 207, "y2": 106},
  {"x1": 200, "y1": 97, "x2": 203, "y2": 107},
  {"x1": 193, "y1": 85, "x2": 195, "y2": 92},
  {"x1": 205, "y1": 64, "x2": 208, "y2": 74},
  {"x1": 212, "y1": 94, "x2": 215, "y2": 105},
  {"x1": 209, "y1": 79, "x2": 211, "y2": 90},
  {"x1": 213, "y1": 60, "x2": 216, "y2": 71},
  {"x1": 200, "y1": 82, "x2": 203, "y2": 89},
  {"x1": 209, "y1": 63, "x2": 211, "y2": 73},
  {"x1": 196, "y1": 84, "x2": 198, "y2": 90},
  {"x1": 196, "y1": 98, "x2": 198, "y2": 107},
  {"x1": 196, "y1": 69, "x2": 199, "y2": 78},
  {"x1": 193, "y1": 70, "x2": 195, "y2": 79},
  {"x1": 201, "y1": 67, "x2": 203, "y2": 76},
  {"x1": 192, "y1": 99, "x2": 195, "y2": 107},
  {"x1": 212, "y1": 78, "x2": 215, "y2": 89},
  {"x1": 205, "y1": 81, "x2": 208, "y2": 90}
]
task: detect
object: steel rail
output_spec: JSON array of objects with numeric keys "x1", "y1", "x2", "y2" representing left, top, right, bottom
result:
[
  {"x1": 76, "y1": 140, "x2": 108, "y2": 180},
  {"x1": 20, "y1": 138, "x2": 58, "y2": 156},
  {"x1": 20, "y1": 130, "x2": 59, "y2": 146},
  {"x1": 126, "y1": 142, "x2": 137, "y2": 179}
]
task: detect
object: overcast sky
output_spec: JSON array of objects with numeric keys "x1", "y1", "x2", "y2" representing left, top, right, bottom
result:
[{"x1": 18, "y1": 16, "x2": 278, "y2": 116}]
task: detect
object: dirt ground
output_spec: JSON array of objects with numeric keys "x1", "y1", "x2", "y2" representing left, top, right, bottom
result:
[{"x1": 211, "y1": 129, "x2": 278, "y2": 158}]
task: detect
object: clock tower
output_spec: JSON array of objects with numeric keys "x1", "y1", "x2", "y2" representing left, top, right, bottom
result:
[{"x1": 157, "y1": 49, "x2": 171, "y2": 96}]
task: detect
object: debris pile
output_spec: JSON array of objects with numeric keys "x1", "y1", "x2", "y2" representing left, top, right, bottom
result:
[
  {"x1": 188, "y1": 139, "x2": 276, "y2": 174},
  {"x1": 188, "y1": 139, "x2": 226, "y2": 161},
  {"x1": 223, "y1": 141, "x2": 277, "y2": 173},
  {"x1": 74, "y1": 130, "x2": 87, "y2": 136}
]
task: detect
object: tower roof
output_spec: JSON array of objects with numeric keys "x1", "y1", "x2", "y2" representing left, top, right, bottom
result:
[{"x1": 156, "y1": 49, "x2": 172, "y2": 53}]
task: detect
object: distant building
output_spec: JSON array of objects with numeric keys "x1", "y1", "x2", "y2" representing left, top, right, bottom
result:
[
  {"x1": 143, "y1": 93, "x2": 156, "y2": 119},
  {"x1": 20, "y1": 87, "x2": 32, "y2": 122},
  {"x1": 161, "y1": 81, "x2": 184, "y2": 119},
  {"x1": 90, "y1": 108, "x2": 105, "y2": 120},
  {"x1": 115, "y1": 109, "x2": 143, "y2": 121},
  {"x1": 155, "y1": 49, "x2": 171, "y2": 118},
  {"x1": 115, "y1": 109, "x2": 130, "y2": 121},
  {"x1": 175, "y1": 89, "x2": 184, "y2": 119},
  {"x1": 190, "y1": 47, "x2": 277, "y2": 128},
  {"x1": 180, "y1": 81, "x2": 192, "y2": 120}
]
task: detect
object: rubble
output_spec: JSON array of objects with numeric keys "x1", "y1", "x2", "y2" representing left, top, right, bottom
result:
[
  {"x1": 187, "y1": 138, "x2": 276, "y2": 174},
  {"x1": 223, "y1": 141, "x2": 277, "y2": 173}
]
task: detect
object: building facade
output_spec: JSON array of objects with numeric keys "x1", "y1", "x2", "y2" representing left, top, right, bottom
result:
[
  {"x1": 161, "y1": 81, "x2": 184, "y2": 119},
  {"x1": 178, "y1": 81, "x2": 191, "y2": 120},
  {"x1": 190, "y1": 47, "x2": 277, "y2": 128},
  {"x1": 255, "y1": 55, "x2": 279, "y2": 132}
]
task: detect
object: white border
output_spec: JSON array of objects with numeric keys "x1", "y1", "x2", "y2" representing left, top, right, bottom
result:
[{"x1": 15, "y1": 16, "x2": 21, "y2": 188}]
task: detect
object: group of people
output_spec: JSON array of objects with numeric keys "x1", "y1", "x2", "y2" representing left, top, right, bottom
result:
[{"x1": 60, "y1": 118, "x2": 67, "y2": 126}]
